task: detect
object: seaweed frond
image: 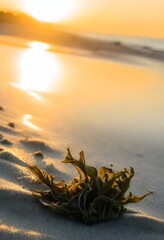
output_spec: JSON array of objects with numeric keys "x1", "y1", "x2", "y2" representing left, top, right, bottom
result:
[{"x1": 29, "y1": 148, "x2": 152, "y2": 225}]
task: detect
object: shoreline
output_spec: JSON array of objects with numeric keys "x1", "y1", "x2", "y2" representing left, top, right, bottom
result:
[{"x1": 0, "y1": 29, "x2": 164, "y2": 63}]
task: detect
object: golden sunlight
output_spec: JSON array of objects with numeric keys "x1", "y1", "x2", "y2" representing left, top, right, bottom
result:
[
  {"x1": 23, "y1": 0, "x2": 75, "y2": 23},
  {"x1": 18, "y1": 41, "x2": 59, "y2": 93},
  {"x1": 23, "y1": 114, "x2": 41, "y2": 131}
]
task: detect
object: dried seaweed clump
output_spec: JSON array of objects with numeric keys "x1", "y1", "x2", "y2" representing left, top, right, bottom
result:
[{"x1": 29, "y1": 148, "x2": 152, "y2": 225}]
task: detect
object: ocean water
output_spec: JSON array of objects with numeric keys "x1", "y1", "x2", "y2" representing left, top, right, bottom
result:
[
  {"x1": 0, "y1": 35, "x2": 164, "y2": 157},
  {"x1": 0, "y1": 34, "x2": 163, "y2": 166},
  {"x1": 81, "y1": 33, "x2": 164, "y2": 51}
]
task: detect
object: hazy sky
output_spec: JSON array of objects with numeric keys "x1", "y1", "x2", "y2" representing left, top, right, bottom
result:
[{"x1": 0, "y1": 0, "x2": 163, "y2": 38}]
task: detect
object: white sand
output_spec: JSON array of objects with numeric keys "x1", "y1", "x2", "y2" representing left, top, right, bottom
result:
[{"x1": 0, "y1": 103, "x2": 164, "y2": 240}]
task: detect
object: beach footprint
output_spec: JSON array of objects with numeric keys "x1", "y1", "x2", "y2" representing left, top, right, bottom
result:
[
  {"x1": 0, "y1": 133, "x2": 13, "y2": 146},
  {"x1": 20, "y1": 138, "x2": 63, "y2": 158},
  {"x1": 0, "y1": 150, "x2": 27, "y2": 167}
]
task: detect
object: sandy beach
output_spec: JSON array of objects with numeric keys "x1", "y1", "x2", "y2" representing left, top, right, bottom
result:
[
  {"x1": 0, "y1": 32, "x2": 164, "y2": 239},
  {"x1": 0, "y1": 104, "x2": 164, "y2": 240}
]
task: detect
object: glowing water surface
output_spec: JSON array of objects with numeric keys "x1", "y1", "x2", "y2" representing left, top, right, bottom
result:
[
  {"x1": 22, "y1": 114, "x2": 41, "y2": 131},
  {"x1": 16, "y1": 42, "x2": 60, "y2": 94},
  {"x1": 0, "y1": 36, "x2": 164, "y2": 152}
]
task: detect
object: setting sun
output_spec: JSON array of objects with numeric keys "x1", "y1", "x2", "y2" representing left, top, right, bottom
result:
[{"x1": 23, "y1": 0, "x2": 75, "y2": 23}]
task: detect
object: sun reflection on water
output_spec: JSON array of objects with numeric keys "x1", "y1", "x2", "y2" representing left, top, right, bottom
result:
[
  {"x1": 23, "y1": 114, "x2": 41, "y2": 131},
  {"x1": 15, "y1": 41, "x2": 60, "y2": 97}
]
